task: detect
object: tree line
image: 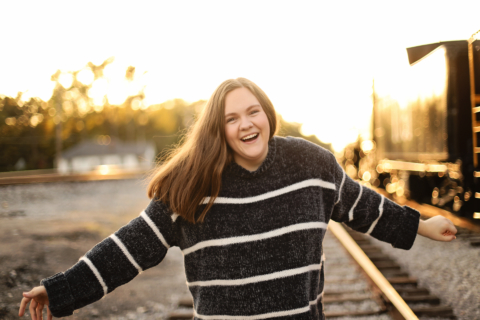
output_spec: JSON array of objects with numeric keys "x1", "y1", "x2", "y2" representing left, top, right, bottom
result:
[{"x1": 0, "y1": 59, "x2": 331, "y2": 172}]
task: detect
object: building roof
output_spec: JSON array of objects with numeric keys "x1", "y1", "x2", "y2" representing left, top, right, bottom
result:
[{"x1": 406, "y1": 40, "x2": 467, "y2": 65}]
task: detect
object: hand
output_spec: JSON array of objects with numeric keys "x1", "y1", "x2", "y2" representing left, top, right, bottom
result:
[
  {"x1": 18, "y1": 286, "x2": 52, "y2": 320},
  {"x1": 417, "y1": 215, "x2": 457, "y2": 241}
]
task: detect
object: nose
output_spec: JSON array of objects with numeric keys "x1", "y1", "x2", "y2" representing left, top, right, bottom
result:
[{"x1": 239, "y1": 117, "x2": 253, "y2": 131}]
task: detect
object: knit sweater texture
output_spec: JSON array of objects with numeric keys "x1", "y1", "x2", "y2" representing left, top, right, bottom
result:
[{"x1": 41, "y1": 136, "x2": 420, "y2": 319}]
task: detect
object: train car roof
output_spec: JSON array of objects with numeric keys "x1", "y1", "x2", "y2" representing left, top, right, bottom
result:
[{"x1": 406, "y1": 40, "x2": 467, "y2": 65}]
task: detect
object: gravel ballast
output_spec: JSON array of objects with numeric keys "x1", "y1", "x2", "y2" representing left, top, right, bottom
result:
[
  {"x1": 371, "y1": 227, "x2": 480, "y2": 320},
  {"x1": 0, "y1": 179, "x2": 190, "y2": 320}
]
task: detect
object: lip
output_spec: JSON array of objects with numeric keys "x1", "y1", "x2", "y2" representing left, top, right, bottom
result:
[{"x1": 240, "y1": 132, "x2": 259, "y2": 142}]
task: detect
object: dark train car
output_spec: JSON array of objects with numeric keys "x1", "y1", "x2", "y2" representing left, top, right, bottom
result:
[{"x1": 370, "y1": 39, "x2": 480, "y2": 221}]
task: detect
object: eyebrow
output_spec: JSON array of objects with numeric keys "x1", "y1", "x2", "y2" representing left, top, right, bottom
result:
[{"x1": 225, "y1": 104, "x2": 261, "y2": 118}]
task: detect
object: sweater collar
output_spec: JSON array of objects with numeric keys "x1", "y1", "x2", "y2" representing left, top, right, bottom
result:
[{"x1": 225, "y1": 137, "x2": 277, "y2": 179}]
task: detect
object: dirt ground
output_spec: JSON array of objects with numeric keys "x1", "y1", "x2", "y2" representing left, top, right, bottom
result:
[{"x1": 0, "y1": 179, "x2": 191, "y2": 320}]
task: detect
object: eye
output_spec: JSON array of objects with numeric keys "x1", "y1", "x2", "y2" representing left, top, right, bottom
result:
[
  {"x1": 250, "y1": 109, "x2": 259, "y2": 115},
  {"x1": 226, "y1": 117, "x2": 235, "y2": 123}
]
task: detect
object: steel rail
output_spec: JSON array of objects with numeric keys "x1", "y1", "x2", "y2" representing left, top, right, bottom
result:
[
  {"x1": 0, "y1": 170, "x2": 148, "y2": 185},
  {"x1": 328, "y1": 221, "x2": 418, "y2": 320}
]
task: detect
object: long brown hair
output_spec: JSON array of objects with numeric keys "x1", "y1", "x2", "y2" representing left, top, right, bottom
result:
[{"x1": 147, "y1": 78, "x2": 278, "y2": 223}]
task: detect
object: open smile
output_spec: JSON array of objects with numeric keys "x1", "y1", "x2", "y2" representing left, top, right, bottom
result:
[{"x1": 241, "y1": 133, "x2": 259, "y2": 142}]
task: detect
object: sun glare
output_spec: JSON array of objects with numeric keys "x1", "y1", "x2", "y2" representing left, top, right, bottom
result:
[
  {"x1": 77, "y1": 68, "x2": 95, "y2": 86},
  {"x1": 88, "y1": 78, "x2": 108, "y2": 106},
  {"x1": 1, "y1": 1, "x2": 479, "y2": 152},
  {"x1": 58, "y1": 73, "x2": 74, "y2": 89}
]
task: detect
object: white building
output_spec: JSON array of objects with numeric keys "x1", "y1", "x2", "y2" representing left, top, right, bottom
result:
[{"x1": 58, "y1": 139, "x2": 156, "y2": 173}]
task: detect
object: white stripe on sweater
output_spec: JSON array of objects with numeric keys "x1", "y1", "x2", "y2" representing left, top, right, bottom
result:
[
  {"x1": 171, "y1": 213, "x2": 179, "y2": 222},
  {"x1": 140, "y1": 211, "x2": 171, "y2": 249},
  {"x1": 110, "y1": 234, "x2": 143, "y2": 274},
  {"x1": 334, "y1": 170, "x2": 346, "y2": 205},
  {"x1": 187, "y1": 264, "x2": 321, "y2": 287},
  {"x1": 309, "y1": 292, "x2": 323, "y2": 305},
  {"x1": 194, "y1": 292, "x2": 323, "y2": 319},
  {"x1": 80, "y1": 257, "x2": 108, "y2": 296},
  {"x1": 183, "y1": 221, "x2": 327, "y2": 255},
  {"x1": 348, "y1": 185, "x2": 363, "y2": 222},
  {"x1": 202, "y1": 179, "x2": 335, "y2": 205},
  {"x1": 366, "y1": 195, "x2": 385, "y2": 235}
]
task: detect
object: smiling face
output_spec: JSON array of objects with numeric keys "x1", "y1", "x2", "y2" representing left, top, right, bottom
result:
[{"x1": 224, "y1": 87, "x2": 270, "y2": 172}]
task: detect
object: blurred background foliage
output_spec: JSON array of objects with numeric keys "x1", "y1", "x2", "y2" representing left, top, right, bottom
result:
[{"x1": 0, "y1": 58, "x2": 331, "y2": 172}]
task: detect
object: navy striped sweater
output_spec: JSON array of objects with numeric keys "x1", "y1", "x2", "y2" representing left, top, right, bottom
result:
[{"x1": 41, "y1": 136, "x2": 420, "y2": 319}]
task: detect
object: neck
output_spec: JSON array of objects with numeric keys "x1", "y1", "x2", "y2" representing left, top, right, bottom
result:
[{"x1": 234, "y1": 146, "x2": 269, "y2": 172}]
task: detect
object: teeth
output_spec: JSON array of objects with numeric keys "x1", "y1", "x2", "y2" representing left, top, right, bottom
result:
[{"x1": 242, "y1": 133, "x2": 258, "y2": 141}]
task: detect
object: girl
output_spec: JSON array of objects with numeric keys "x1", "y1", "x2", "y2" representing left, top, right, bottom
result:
[{"x1": 19, "y1": 78, "x2": 457, "y2": 320}]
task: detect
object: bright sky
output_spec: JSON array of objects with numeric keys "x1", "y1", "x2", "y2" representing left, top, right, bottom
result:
[{"x1": 1, "y1": 0, "x2": 479, "y2": 151}]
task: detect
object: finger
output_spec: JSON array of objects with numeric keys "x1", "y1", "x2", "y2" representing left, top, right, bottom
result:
[
  {"x1": 23, "y1": 288, "x2": 36, "y2": 299},
  {"x1": 37, "y1": 303, "x2": 44, "y2": 320},
  {"x1": 47, "y1": 306, "x2": 53, "y2": 320},
  {"x1": 442, "y1": 229, "x2": 455, "y2": 236},
  {"x1": 30, "y1": 299, "x2": 38, "y2": 320},
  {"x1": 19, "y1": 295, "x2": 32, "y2": 316},
  {"x1": 447, "y1": 223, "x2": 458, "y2": 235},
  {"x1": 25, "y1": 286, "x2": 45, "y2": 298},
  {"x1": 443, "y1": 234, "x2": 456, "y2": 241}
]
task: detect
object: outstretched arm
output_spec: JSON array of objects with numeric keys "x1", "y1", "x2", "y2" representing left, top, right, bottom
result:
[
  {"x1": 417, "y1": 215, "x2": 457, "y2": 241},
  {"x1": 329, "y1": 151, "x2": 457, "y2": 245},
  {"x1": 18, "y1": 199, "x2": 179, "y2": 319},
  {"x1": 329, "y1": 154, "x2": 420, "y2": 250}
]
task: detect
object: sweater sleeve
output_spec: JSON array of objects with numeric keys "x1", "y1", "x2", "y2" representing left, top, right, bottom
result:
[
  {"x1": 329, "y1": 155, "x2": 420, "y2": 250},
  {"x1": 40, "y1": 199, "x2": 179, "y2": 318}
]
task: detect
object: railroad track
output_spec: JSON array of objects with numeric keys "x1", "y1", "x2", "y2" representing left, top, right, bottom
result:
[
  {"x1": 344, "y1": 227, "x2": 456, "y2": 319},
  {"x1": 0, "y1": 168, "x2": 148, "y2": 185},
  {"x1": 165, "y1": 221, "x2": 457, "y2": 320},
  {"x1": 453, "y1": 226, "x2": 480, "y2": 247}
]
